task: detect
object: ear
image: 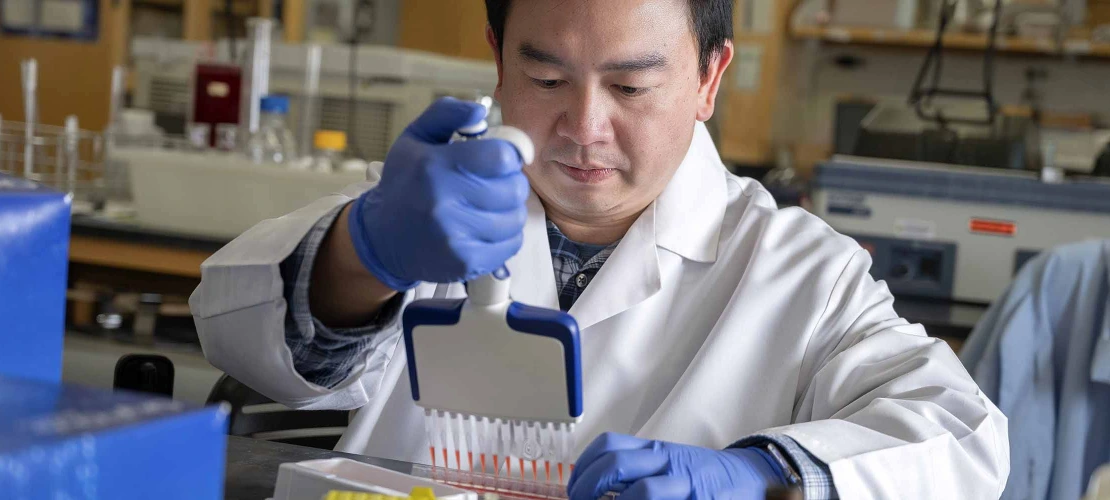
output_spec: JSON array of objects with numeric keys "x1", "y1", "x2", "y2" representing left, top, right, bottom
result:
[
  {"x1": 695, "y1": 40, "x2": 734, "y2": 122},
  {"x1": 486, "y1": 25, "x2": 505, "y2": 102}
]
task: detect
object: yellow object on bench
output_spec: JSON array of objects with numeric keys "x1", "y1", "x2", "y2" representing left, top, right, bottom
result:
[{"x1": 323, "y1": 486, "x2": 438, "y2": 500}]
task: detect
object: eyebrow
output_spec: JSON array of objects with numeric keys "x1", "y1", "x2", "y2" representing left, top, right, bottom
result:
[{"x1": 518, "y1": 42, "x2": 669, "y2": 72}]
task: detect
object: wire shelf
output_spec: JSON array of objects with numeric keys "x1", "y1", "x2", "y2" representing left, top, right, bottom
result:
[{"x1": 0, "y1": 120, "x2": 197, "y2": 203}]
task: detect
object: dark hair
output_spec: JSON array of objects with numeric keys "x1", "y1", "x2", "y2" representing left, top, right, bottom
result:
[{"x1": 484, "y1": 0, "x2": 733, "y2": 77}]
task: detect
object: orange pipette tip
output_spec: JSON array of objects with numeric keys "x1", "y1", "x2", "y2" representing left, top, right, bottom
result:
[
  {"x1": 429, "y1": 447, "x2": 436, "y2": 468},
  {"x1": 468, "y1": 451, "x2": 474, "y2": 471},
  {"x1": 519, "y1": 458, "x2": 526, "y2": 479},
  {"x1": 455, "y1": 450, "x2": 461, "y2": 470},
  {"x1": 481, "y1": 454, "x2": 487, "y2": 474},
  {"x1": 531, "y1": 460, "x2": 538, "y2": 481},
  {"x1": 558, "y1": 463, "x2": 564, "y2": 484},
  {"x1": 442, "y1": 449, "x2": 448, "y2": 470},
  {"x1": 506, "y1": 457, "x2": 512, "y2": 476},
  {"x1": 493, "y1": 455, "x2": 500, "y2": 476},
  {"x1": 544, "y1": 461, "x2": 551, "y2": 482}
]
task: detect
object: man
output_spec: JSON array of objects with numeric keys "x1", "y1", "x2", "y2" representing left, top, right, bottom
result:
[{"x1": 192, "y1": 0, "x2": 1010, "y2": 498}]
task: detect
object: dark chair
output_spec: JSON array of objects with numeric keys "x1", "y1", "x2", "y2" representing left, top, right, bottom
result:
[
  {"x1": 205, "y1": 374, "x2": 351, "y2": 450},
  {"x1": 114, "y1": 354, "x2": 175, "y2": 397}
]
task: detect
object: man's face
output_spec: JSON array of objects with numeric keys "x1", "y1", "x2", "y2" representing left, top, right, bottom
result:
[{"x1": 491, "y1": 0, "x2": 728, "y2": 225}]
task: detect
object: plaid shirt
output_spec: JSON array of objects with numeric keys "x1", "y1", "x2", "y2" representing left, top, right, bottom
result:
[
  {"x1": 280, "y1": 208, "x2": 837, "y2": 498},
  {"x1": 547, "y1": 220, "x2": 619, "y2": 311}
]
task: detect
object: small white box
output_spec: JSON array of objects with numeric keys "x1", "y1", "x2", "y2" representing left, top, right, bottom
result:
[{"x1": 272, "y1": 458, "x2": 478, "y2": 500}]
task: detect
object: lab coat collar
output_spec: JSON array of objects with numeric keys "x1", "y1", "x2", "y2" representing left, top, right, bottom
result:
[
  {"x1": 506, "y1": 194, "x2": 561, "y2": 310},
  {"x1": 506, "y1": 121, "x2": 728, "y2": 329},
  {"x1": 653, "y1": 122, "x2": 728, "y2": 263}
]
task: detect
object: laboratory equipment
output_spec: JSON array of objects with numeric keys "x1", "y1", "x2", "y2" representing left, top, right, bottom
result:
[
  {"x1": 130, "y1": 37, "x2": 497, "y2": 161},
  {"x1": 120, "y1": 147, "x2": 364, "y2": 238},
  {"x1": 240, "y1": 18, "x2": 274, "y2": 153},
  {"x1": 115, "y1": 108, "x2": 167, "y2": 147},
  {"x1": 187, "y1": 122, "x2": 213, "y2": 149},
  {"x1": 0, "y1": 375, "x2": 228, "y2": 499},
  {"x1": 273, "y1": 458, "x2": 476, "y2": 500},
  {"x1": 0, "y1": 174, "x2": 70, "y2": 383},
  {"x1": 216, "y1": 122, "x2": 240, "y2": 151},
  {"x1": 852, "y1": 104, "x2": 1036, "y2": 171},
  {"x1": 301, "y1": 129, "x2": 347, "y2": 173},
  {"x1": 192, "y1": 62, "x2": 242, "y2": 147},
  {"x1": 22, "y1": 58, "x2": 36, "y2": 178},
  {"x1": 400, "y1": 102, "x2": 581, "y2": 490},
  {"x1": 299, "y1": 44, "x2": 323, "y2": 160},
  {"x1": 811, "y1": 155, "x2": 1110, "y2": 303},
  {"x1": 248, "y1": 95, "x2": 298, "y2": 164}
]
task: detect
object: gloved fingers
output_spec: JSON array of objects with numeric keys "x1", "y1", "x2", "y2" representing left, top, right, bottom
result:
[
  {"x1": 453, "y1": 171, "x2": 531, "y2": 212},
  {"x1": 620, "y1": 475, "x2": 691, "y2": 500},
  {"x1": 714, "y1": 484, "x2": 769, "y2": 500},
  {"x1": 406, "y1": 97, "x2": 488, "y2": 144},
  {"x1": 444, "y1": 138, "x2": 526, "y2": 178},
  {"x1": 460, "y1": 233, "x2": 524, "y2": 281},
  {"x1": 567, "y1": 449, "x2": 668, "y2": 500},
  {"x1": 572, "y1": 432, "x2": 655, "y2": 486},
  {"x1": 453, "y1": 203, "x2": 527, "y2": 243}
]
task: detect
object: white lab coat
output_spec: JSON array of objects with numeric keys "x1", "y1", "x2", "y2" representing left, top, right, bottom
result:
[{"x1": 191, "y1": 123, "x2": 1009, "y2": 499}]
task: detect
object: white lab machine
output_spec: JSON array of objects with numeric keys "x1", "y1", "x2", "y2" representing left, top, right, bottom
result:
[
  {"x1": 811, "y1": 155, "x2": 1110, "y2": 303},
  {"x1": 117, "y1": 147, "x2": 366, "y2": 239},
  {"x1": 130, "y1": 38, "x2": 499, "y2": 162}
]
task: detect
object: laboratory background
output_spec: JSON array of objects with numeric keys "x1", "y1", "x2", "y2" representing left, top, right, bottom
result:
[{"x1": 0, "y1": 0, "x2": 1109, "y2": 499}]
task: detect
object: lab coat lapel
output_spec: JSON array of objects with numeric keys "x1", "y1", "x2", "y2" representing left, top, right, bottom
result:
[
  {"x1": 569, "y1": 204, "x2": 662, "y2": 330},
  {"x1": 568, "y1": 122, "x2": 727, "y2": 330},
  {"x1": 506, "y1": 192, "x2": 560, "y2": 310}
]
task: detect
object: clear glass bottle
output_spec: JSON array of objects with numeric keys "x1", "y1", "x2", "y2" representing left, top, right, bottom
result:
[
  {"x1": 247, "y1": 95, "x2": 297, "y2": 164},
  {"x1": 306, "y1": 130, "x2": 347, "y2": 173}
]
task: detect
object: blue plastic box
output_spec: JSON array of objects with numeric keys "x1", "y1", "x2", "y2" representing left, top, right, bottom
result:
[
  {"x1": 0, "y1": 375, "x2": 230, "y2": 498},
  {"x1": 0, "y1": 174, "x2": 71, "y2": 383}
]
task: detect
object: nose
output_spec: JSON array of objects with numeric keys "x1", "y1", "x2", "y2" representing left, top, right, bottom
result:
[{"x1": 555, "y1": 86, "x2": 614, "y2": 147}]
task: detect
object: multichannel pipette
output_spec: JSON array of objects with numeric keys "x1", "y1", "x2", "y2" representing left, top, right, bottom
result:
[{"x1": 402, "y1": 98, "x2": 583, "y2": 493}]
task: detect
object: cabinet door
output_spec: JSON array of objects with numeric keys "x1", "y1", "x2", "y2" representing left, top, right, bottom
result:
[
  {"x1": 398, "y1": 0, "x2": 492, "y2": 61},
  {"x1": 0, "y1": 0, "x2": 130, "y2": 130}
]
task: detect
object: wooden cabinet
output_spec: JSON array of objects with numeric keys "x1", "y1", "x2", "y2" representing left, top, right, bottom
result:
[
  {"x1": 398, "y1": 0, "x2": 493, "y2": 61},
  {"x1": 0, "y1": 0, "x2": 130, "y2": 130}
]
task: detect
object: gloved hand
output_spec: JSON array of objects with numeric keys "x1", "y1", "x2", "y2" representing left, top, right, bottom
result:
[
  {"x1": 568, "y1": 433, "x2": 788, "y2": 500},
  {"x1": 347, "y1": 97, "x2": 531, "y2": 290}
]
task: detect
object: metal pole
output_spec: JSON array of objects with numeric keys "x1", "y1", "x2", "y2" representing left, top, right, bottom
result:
[
  {"x1": 239, "y1": 18, "x2": 274, "y2": 151},
  {"x1": 65, "y1": 115, "x2": 79, "y2": 195},
  {"x1": 109, "y1": 66, "x2": 126, "y2": 131},
  {"x1": 21, "y1": 59, "x2": 37, "y2": 179},
  {"x1": 299, "y1": 44, "x2": 322, "y2": 160}
]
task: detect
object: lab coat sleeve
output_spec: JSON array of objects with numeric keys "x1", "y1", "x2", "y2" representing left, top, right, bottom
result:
[
  {"x1": 772, "y1": 249, "x2": 1010, "y2": 499},
  {"x1": 281, "y1": 203, "x2": 407, "y2": 389},
  {"x1": 190, "y1": 164, "x2": 414, "y2": 411}
]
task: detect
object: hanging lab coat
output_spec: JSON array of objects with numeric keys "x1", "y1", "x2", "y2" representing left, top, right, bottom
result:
[
  {"x1": 960, "y1": 240, "x2": 1110, "y2": 500},
  {"x1": 191, "y1": 122, "x2": 1009, "y2": 499}
]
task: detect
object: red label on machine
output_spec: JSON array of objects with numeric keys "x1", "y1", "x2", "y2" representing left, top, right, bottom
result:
[{"x1": 969, "y1": 218, "x2": 1016, "y2": 236}]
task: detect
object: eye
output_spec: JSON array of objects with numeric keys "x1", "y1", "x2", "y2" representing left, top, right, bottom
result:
[
  {"x1": 615, "y1": 85, "x2": 646, "y2": 97},
  {"x1": 532, "y1": 78, "x2": 562, "y2": 89}
]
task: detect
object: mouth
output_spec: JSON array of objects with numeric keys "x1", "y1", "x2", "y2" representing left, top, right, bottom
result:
[{"x1": 552, "y1": 161, "x2": 618, "y2": 184}]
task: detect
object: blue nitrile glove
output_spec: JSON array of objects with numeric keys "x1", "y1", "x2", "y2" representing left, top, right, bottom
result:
[
  {"x1": 347, "y1": 97, "x2": 530, "y2": 291},
  {"x1": 568, "y1": 433, "x2": 788, "y2": 500}
]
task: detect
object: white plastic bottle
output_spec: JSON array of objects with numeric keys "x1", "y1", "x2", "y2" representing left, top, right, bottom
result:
[{"x1": 247, "y1": 95, "x2": 297, "y2": 164}]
